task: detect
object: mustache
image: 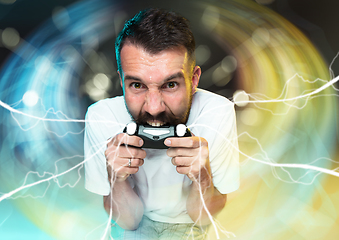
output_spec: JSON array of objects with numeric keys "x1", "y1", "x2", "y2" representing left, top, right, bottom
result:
[{"x1": 135, "y1": 111, "x2": 183, "y2": 126}]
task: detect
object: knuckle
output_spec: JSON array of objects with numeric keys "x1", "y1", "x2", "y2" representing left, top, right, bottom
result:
[
  {"x1": 188, "y1": 138, "x2": 195, "y2": 147},
  {"x1": 116, "y1": 133, "x2": 126, "y2": 143},
  {"x1": 204, "y1": 139, "x2": 208, "y2": 147},
  {"x1": 127, "y1": 147, "x2": 137, "y2": 157},
  {"x1": 171, "y1": 157, "x2": 176, "y2": 165},
  {"x1": 113, "y1": 135, "x2": 119, "y2": 144},
  {"x1": 141, "y1": 149, "x2": 147, "y2": 158},
  {"x1": 177, "y1": 148, "x2": 185, "y2": 156},
  {"x1": 166, "y1": 149, "x2": 174, "y2": 157},
  {"x1": 132, "y1": 147, "x2": 143, "y2": 158},
  {"x1": 195, "y1": 137, "x2": 207, "y2": 148},
  {"x1": 105, "y1": 150, "x2": 113, "y2": 160},
  {"x1": 202, "y1": 146, "x2": 209, "y2": 157}
]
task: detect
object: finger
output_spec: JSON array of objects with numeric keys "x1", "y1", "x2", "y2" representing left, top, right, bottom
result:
[
  {"x1": 175, "y1": 166, "x2": 192, "y2": 175},
  {"x1": 106, "y1": 166, "x2": 130, "y2": 183},
  {"x1": 116, "y1": 174, "x2": 130, "y2": 182},
  {"x1": 107, "y1": 155, "x2": 144, "y2": 169},
  {"x1": 107, "y1": 156, "x2": 144, "y2": 171},
  {"x1": 114, "y1": 165, "x2": 140, "y2": 176},
  {"x1": 175, "y1": 167, "x2": 199, "y2": 182},
  {"x1": 110, "y1": 133, "x2": 144, "y2": 147},
  {"x1": 117, "y1": 145, "x2": 147, "y2": 159},
  {"x1": 124, "y1": 158, "x2": 144, "y2": 168},
  {"x1": 164, "y1": 136, "x2": 207, "y2": 148},
  {"x1": 106, "y1": 159, "x2": 141, "y2": 183},
  {"x1": 171, "y1": 156, "x2": 197, "y2": 167},
  {"x1": 167, "y1": 147, "x2": 196, "y2": 158}
]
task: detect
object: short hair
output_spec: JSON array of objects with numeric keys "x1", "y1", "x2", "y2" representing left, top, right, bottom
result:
[{"x1": 115, "y1": 8, "x2": 196, "y2": 74}]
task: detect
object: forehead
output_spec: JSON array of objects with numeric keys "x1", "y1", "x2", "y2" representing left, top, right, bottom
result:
[{"x1": 120, "y1": 44, "x2": 190, "y2": 77}]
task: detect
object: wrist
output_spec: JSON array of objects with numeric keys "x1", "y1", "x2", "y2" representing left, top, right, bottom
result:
[
  {"x1": 190, "y1": 175, "x2": 214, "y2": 197},
  {"x1": 189, "y1": 167, "x2": 213, "y2": 186},
  {"x1": 107, "y1": 171, "x2": 130, "y2": 184}
]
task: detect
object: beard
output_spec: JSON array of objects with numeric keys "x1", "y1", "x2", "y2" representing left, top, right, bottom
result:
[
  {"x1": 134, "y1": 95, "x2": 193, "y2": 126},
  {"x1": 135, "y1": 111, "x2": 184, "y2": 126}
]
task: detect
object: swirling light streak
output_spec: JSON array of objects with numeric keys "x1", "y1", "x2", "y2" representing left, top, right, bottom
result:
[
  {"x1": 0, "y1": 147, "x2": 106, "y2": 203},
  {"x1": 190, "y1": 123, "x2": 339, "y2": 178},
  {"x1": 0, "y1": 0, "x2": 338, "y2": 239}
]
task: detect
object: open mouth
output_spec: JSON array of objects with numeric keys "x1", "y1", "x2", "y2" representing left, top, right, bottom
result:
[{"x1": 146, "y1": 121, "x2": 166, "y2": 127}]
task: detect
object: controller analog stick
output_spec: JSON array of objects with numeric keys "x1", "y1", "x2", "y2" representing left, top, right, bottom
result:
[
  {"x1": 126, "y1": 122, "x2": 137, "y2": 135},
  {"x1": 176, "y1": 124, "x2": 187, "y2": 137}
]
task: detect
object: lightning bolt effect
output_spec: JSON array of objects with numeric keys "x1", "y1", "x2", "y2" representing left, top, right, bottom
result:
[{"x1": 0, "y1": 0, "x2": 338, "y2": 240}]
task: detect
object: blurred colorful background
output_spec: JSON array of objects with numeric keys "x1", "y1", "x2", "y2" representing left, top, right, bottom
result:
[{"x1": 0, "y1": 0, "x2": 338, "y2": 239}]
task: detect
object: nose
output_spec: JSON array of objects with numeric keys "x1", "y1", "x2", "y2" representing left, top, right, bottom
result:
[{"x1": 143, "y1": 89, "x2": 166, "y2": 116}]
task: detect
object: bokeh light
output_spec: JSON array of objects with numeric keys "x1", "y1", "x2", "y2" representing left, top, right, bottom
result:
[
  {"x1": 1, "y1": 28, "x2": 20, "y2": 48},
  {"x1": 0, "y1": 0, "x2": 338, "y2": 239},
  {"x1": 22, "y1": 91, "x2": 39, "y2": 107}
]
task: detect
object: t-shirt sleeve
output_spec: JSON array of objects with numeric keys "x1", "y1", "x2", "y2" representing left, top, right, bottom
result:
[
  {"x1": 208, "y1": 101, "x2": 240, "y2": 194},
  {"x1": 84, "y1": 106, "x2": 111, "y2": 196}
]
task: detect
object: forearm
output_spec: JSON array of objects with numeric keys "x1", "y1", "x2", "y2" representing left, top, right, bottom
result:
[
  {"x1": 104, "y1": 180, "x2": 144, "y2": 230},
  {"x1": 186, "y1": 177, "x2": 227, "y2": 226}
]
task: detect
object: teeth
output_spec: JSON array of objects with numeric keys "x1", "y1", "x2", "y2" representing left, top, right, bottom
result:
[{"x1": 147, "y1": 121, "x2": 165, "y2": 127}]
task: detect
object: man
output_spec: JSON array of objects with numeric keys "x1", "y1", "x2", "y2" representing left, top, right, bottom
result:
[{"x1": 84, "y1": 8, "x2": 239, "y2": 239}]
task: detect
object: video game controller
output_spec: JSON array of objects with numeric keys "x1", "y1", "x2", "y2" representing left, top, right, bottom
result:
[{"x1": 123, "y1": 122, "x2": 192, "y2": 149}]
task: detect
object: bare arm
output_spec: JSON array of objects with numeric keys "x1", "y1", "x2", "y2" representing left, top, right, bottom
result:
[
  {"x1": 103, "y1": 180, "x2": 144, "y2": 230},
  {"x1": 104, "y1": 133, "x2": 146, "y2": 230},
  {"x1": 165, "y1": 136, "x2": 227, "y2": 225},
  {"x1": 186, "y1": 170, "x2": 227, "y2": 225}
]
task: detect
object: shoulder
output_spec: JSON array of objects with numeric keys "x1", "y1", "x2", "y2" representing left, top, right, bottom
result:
[
  {"x1": 86, "y1": 96, "x2": 125, "y2": 118},
  {"x1": 85, "y1": 96, "x2": 132, "y2": 127},
  {"x1": 187, "y1": 88, "x2": 236, "y2": 132},
  {"x1": 190, "y1": 89, "x2": 234, "y2": 116},
  {"x1": 194, "y1": 89, "x2": 233, "y2": 105},
  {"x1": 87, "y1": 96, "x2": 124, "y2": 112}
]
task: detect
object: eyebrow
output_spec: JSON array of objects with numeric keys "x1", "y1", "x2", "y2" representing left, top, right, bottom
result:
[
  {"x1": 124, "y1": 75, "x2": 142, "y2": 81},
  {"x1": 124, "y1": 72, "x2": 184, "y2": 83},
  {"x1": 165, "y1": 72, "x2": 184, "y2": 81}
]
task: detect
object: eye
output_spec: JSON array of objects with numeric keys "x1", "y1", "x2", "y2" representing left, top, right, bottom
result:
[
  {"x1": 164, "y1": 82, "x2": 178, "y2": 89},
  {"x1": 131, "y1": 82, "x2": 143, "y2": 89}
]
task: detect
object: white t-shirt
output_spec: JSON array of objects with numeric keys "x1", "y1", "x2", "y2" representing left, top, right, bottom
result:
[{"x1": 84, "y1": 89, "x2": 239, "y2": 223}]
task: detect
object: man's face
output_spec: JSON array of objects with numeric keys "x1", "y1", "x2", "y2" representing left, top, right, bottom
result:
[{"x1": 119, "y1": 44, "x2": 201, "y2": 126}]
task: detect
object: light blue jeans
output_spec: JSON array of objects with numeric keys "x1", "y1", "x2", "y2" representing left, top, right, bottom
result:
[{"x1": 111, "y1": 216, "x2": 207, "y2": 240}]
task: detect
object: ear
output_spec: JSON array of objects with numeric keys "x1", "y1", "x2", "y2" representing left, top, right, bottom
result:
[
  {"x1": 118, "y1": 71, "x2": 123, "y2": 88},
  {"x1": 191, "y1": 66, "x2": 201, "y2": 94},
  {"x1": 118, "y1": 71, "x2": 126, "y2": 95}
]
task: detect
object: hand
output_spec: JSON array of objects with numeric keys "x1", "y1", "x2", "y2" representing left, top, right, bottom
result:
[
  {"x1": 105, "y1": 133, "x2": 146, "y2": 183},
  {"x1": 165, "y1": 135, "x2": 212, "y2": 183}
]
